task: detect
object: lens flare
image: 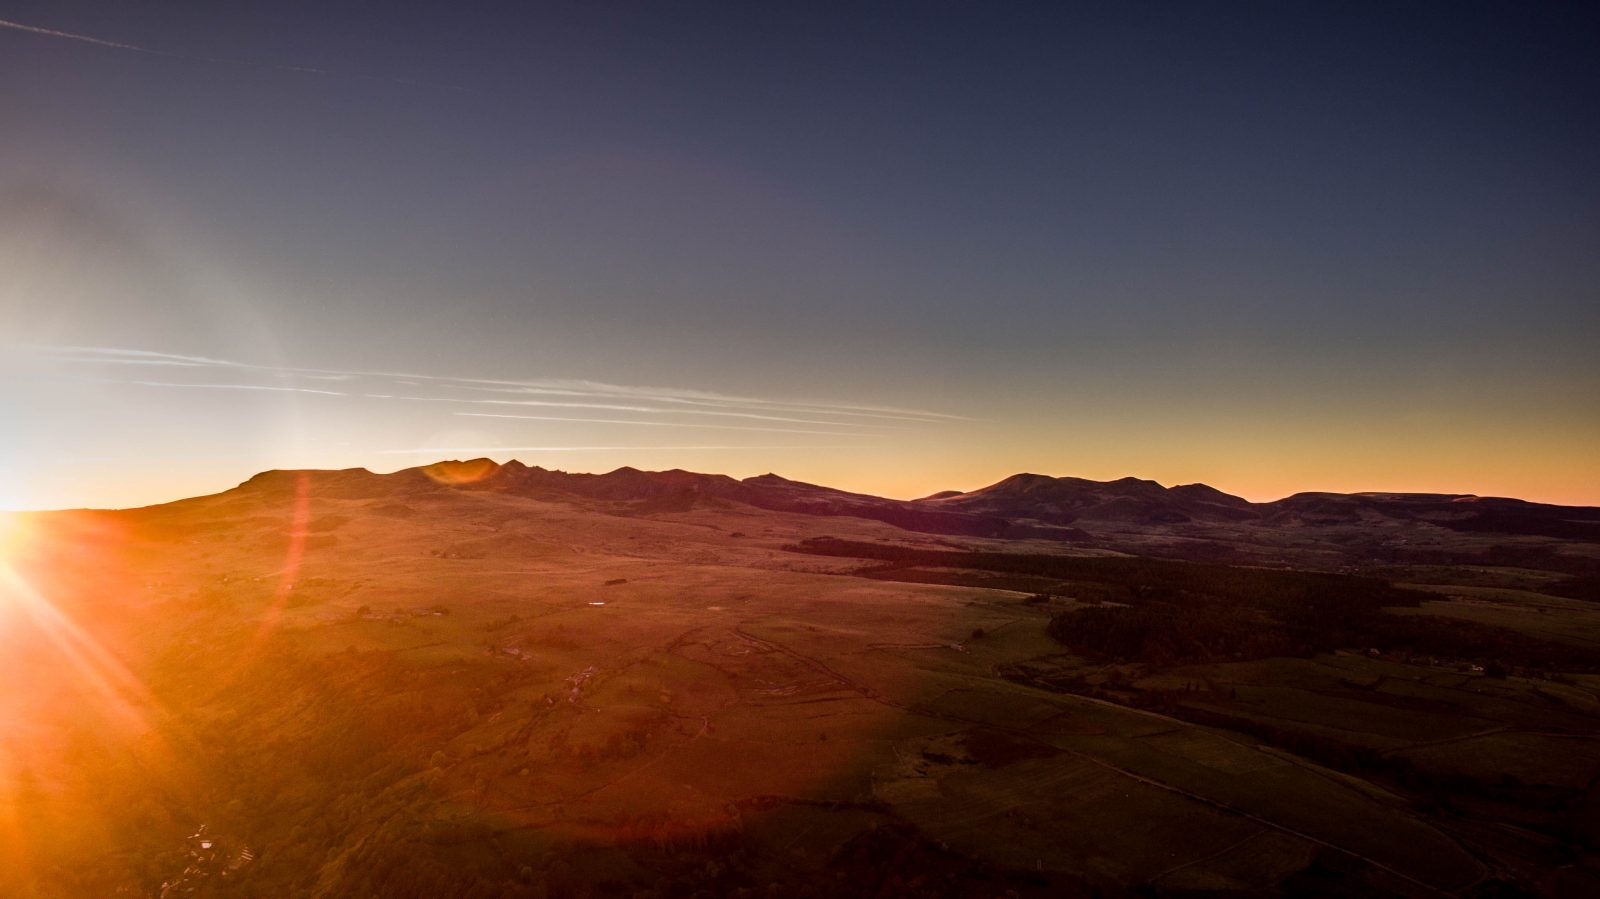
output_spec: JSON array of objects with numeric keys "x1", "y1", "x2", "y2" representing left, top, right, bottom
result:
[
  {"x1": 0, "y1": 510, "x2": 186, "y2": 892},
  {"x1": 0, "y1": 512, "x2": 23, "y2": 560}
]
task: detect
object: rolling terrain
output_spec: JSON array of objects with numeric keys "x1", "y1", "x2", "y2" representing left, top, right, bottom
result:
[{"x1": 2, "y1": 460, "x2": 1598, "y2": 897}]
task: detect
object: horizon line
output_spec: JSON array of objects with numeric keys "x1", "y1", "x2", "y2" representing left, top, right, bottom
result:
[{"x1": 6, "y1": 454, "x2": 1595, "y2": 515}]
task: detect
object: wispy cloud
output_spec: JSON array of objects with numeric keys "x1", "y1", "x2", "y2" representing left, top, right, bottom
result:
[
  {"x1": 440, "y1": 380, "x2": 970, "y2": 422},
  {"x1": 33, "y1": 345, "x2": 967, "y2": 427},
  {"x1": 116, "y1": 379, "x2": 350, "y2": 397},
  {"x1": 411, "y1": 396, "x2": 880, "y2": 427},
  {"x1": 44, "y1": 347, "x2": 237, "y2": 366},
  {"x1": 456, "y1": 412, "x2": 864, "y2": 436},
  {"x1": 453, "y1": 384, "x2": 964, "y2": 422},
  {"x1": 377, "y1": 445, "x2": 876, "y2": 455}
]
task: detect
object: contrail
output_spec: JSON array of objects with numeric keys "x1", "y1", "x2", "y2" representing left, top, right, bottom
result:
[
  {"x1": 0, "y1": 15, "x2": 456, "y2": 89},
  {"x1": 0, "y1": 15, "x2": 328, "y2": 74},
  {"x1": 0, "y1": 16, "x2": 164, "y2": 53}
]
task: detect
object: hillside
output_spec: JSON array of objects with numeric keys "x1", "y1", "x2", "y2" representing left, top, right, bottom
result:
[
  {"x1": 1, "y1": 461, "x2": 1597, "y2": 896},
  {"x1": 211, "y1": 460, "x2": 1600, "y2": 572}
]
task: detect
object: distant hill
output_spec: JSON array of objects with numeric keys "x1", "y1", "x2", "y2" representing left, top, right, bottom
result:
[
  {"x1": 919, "y1": 472, "x2": 1259, "y2": 525},
  {"x1": 204, "y1": 460, "x2": 1600, "y2": 546}
]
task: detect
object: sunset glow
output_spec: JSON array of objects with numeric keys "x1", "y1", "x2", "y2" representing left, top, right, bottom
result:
[
  {"x1": 3, "y1": 5, "x2": 1598, "y2": 896},
  {"x1": 0, "y1": 513, "x2": 19, "y2": 556},
  {"x1": 2, "y1": 2, "x2": 1597, "y2": 511}
]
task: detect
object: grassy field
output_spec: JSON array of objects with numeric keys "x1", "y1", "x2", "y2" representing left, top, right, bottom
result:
[{"x1": 2, "y1": 477, "x2": 1597, "y2": 896}]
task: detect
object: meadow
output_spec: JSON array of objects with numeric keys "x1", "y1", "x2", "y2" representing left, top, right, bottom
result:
[{"x1": 1, "y1": 469, "x2": 1596, "y2": 897}]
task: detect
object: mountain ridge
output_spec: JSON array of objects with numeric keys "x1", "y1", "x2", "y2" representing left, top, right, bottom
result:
[{"x1": 202, "y1": 459, "x2": 1600, "y2": 545}]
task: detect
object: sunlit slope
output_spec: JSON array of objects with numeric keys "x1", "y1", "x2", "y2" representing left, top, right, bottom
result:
[{"x1": 0, "y1": 464, "x2": 1593, "y2": 896}]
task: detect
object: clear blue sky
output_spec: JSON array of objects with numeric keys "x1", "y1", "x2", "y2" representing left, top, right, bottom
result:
[{"x1": 2, "y1": 2, "x2": 1596, "y2": 509}]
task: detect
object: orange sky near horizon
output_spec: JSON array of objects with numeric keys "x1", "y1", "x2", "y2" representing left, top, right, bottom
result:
[
  {"x1": 3, "y1": 339, "x2": 1596, "y2": 513},
  {"x1": 3, "y1": 422, "x2": 1596, "y2": 514},
  {"x1": 3, "y1": 5, "x2": 1597, "y2": 515}
]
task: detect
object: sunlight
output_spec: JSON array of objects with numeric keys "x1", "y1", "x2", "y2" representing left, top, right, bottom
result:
[
  {"x1": 0, "y1": 511, "x2": 21, "y2": 559},
  {"x1": 0, "y1": 563, "x2": 157, "y2": 733},
  {"x1": 0, "y1": 511, "x2": 157, "y2": 730},
  {"x1": 0, "y1": 513, "x2": 177, "y2": 895},
  {"x1": 0, "y1": 514, "x2": 28, "y2": 606}
]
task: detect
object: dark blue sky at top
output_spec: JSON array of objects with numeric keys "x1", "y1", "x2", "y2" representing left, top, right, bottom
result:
[
  {"x1": 1, "y1": 2, "x2": 1597, "y2": 506},
  {"x1": 6, "y1": 3, "x2": 1597, "y2": 365}
]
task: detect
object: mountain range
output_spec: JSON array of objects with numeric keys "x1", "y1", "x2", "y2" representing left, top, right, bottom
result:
[
  {"x1": 211, "y1": 458, "x2": 1600, "y2": 544},
  {"x1": 10, "y1": 456, "x2": 1600, "y2": 896}
]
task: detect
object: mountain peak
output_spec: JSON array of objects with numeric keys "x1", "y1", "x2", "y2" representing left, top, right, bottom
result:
[{"x1": 420, "y1": 458, "x2": 502, "y2": 485}]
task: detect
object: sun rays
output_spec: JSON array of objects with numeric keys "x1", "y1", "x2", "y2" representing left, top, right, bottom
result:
[{"x1": 0, "y1": 513, "x2": 160, "y2": 732}]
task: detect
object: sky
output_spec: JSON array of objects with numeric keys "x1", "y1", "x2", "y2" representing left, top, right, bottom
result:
[{"x1": 1, "y1": 1, "x2": 1597, "y2": 510}]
